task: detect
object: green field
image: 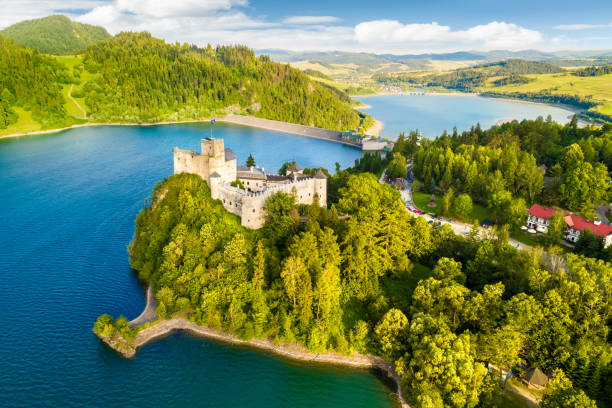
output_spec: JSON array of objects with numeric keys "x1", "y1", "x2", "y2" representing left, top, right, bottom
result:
[
  {"x1": 412, "y1": 191, "x2": 492, "y2": 223},
  {"x1": 481, "y1": 71, "x2": 612, "y2": 117},
  {"x1": 1, "y1": 54, "x2": 95, "y2": 136},
  {"x1": 0, "y1": 107, "x2": 42, "y2": 136}
]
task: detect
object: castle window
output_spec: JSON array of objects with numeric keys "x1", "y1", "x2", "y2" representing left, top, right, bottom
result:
[{"x1": 253, "y1": 209, "x2": 255, "y2": 213}]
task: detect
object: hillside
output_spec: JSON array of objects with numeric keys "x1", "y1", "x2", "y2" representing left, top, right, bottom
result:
[
  {"x1": 0, "y1": 35, "x2": 79, "y2": 132},
  {"x1": 0, "y1": 15, "x2": 110, "y2": 55},
  {"x1": 79, "y1": 32, "x2": 367, "y2": 129},
  {"x1": 374, "y1": 59, "x2": 563, "y2": 91},
  {"x1": 373, "y1": 58, "x2": 612, "y2": 121},
  {"x1": 0, "y1": 32, "x2": 368, "y2": 135}
]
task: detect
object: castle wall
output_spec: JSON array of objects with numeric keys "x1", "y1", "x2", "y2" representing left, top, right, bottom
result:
[
  {"x1": 173, "y1": 138, "x2": 326, "y2": 230},
  {"x1": 173, "y1": 148, "x2": 211, "y2": 182}
]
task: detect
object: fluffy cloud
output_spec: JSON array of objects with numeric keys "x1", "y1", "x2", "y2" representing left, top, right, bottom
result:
[
  {"x1": 354, "y1": 20, "x2": 542, "y2": 50},
  {"x1": 554, "y1": 22, "x2": 612, "y2": 30},
  {"x1": 283, "y1": 16, "x2": 340, "y2": 25},
  {"x1": 0, "y1": 1, "x2": 563, "y2": 53},
  {"x1": 0, "y1": 0, "x2": 105, "y2": 28}
]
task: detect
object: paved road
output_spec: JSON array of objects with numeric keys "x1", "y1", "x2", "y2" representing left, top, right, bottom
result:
[{"x1": 382, "y1": 170, "x2": 530, "y2": 251}]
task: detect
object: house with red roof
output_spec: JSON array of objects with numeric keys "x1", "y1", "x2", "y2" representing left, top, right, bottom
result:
[
  {"x1": 564, "y1": 214, "x2": 612, "y2": 247},
  {"x1": 525, "y1": 204, "x2": 612, "y2": 247},
  {"x1": 526, "y1": 204, "x2": 557, "y2": 233}
]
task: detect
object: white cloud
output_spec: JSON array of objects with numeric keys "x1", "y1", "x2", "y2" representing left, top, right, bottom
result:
[
  {"x1": 554, "y1": 22, "x2": 612, "y2": 30},
  {"x1": 283, "y1": 16, "x2": 340, "y2": 25},
  {"x1": 354, "y1": 20, "x2": 542, "y2": 50},
  {"x1": 0, "y1": 1, "x2": 587, "y2": 53},
  {"x1": 0, "y1": 0, "x2": 105, "y2": 28}
]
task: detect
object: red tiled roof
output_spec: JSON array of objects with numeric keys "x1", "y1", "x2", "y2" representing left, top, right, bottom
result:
[
  {"x1": 527, "y1": 204, "x2": 556, "y2": 219},
  {"x1": 564, "y1": 215, "x2": 612, "y2": 237}
]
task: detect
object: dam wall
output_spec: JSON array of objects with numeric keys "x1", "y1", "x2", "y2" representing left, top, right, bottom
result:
[{"x1": 219, "y1": 114, "x2": 360, "y2": 147}]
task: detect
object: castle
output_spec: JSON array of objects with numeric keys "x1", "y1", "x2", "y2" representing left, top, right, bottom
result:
[{"x1": 173, "y1": 138, "x2": 327, "y2": 229}]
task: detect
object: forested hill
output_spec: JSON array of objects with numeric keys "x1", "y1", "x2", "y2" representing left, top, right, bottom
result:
[
  {"x1": 80, "y1": 32, "x2": 367, "y2": 129},
  {"x1": 0, "y1": 35, "x2": 76, "y2": 130},
  {"x1": 375, "y1": 59, "x2": 563, "y2": 91},
  {"x1": 0, "y1": 15, "x2": 110, "y2": 55}
]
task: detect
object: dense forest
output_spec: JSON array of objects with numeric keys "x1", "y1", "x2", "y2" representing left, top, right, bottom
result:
[
  {"x1": 97, "y1": 163, "x2": 610, "y2": 407},
  {"x1": 0, "y1": 35, "x2": 77, "y2": 129},
  {"x1": 0, "y1": 29, "x2": 368, "y2": 132},
  {"x1": 405, "y1": 117, "x2": 611, "y2": 216},
  {"x1": 573, "y1": 65, "x2": 612, "y2": 77},
  {"x1": 374, "y1": 59, "x2": 563, "y2": 91},
  {"x1": 80, "y1": 32, "x2": 368, "y2": 129},
  {"x1": 0, "y1": 15, "x2": 110, "y2": 55}
]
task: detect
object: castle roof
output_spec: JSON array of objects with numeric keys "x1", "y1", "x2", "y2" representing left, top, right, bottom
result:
[
  {"x1": 266, "y1": 174, "x2": 290, "y2": 182},
  {"x1": 287, "y1": 161, "x2": 302, "y2": 173},
  {"x1": 314, "y1": 169, "x2": 327, "y2": 179},
  {"x1": 210, "y1": 172, "x2": 221, "y2": 178},
  {"x1": 237, "y1": 165, "x2": 265, "y2": 175},
  {"x1": 224, "y1": 148, "x2": 237, "y2": 161}
]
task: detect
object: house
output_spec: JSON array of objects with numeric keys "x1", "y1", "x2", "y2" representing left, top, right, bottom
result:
[
  {"x1": 523, "y1": 367, "x2": 548, "y2": 389},
  {"x1": 526, "y1": 204, "x2": 556, "y2": 233},
  {"x1": 525, "y1": 204, "x2": 612, "y2": 248},
  {"x1": 564, "y1": 214, "x2": 612, "y2": 247}
]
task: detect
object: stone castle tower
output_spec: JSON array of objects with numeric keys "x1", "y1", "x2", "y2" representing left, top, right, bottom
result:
[{"x1": 173, "y1": 138, "x2": 326, "y2": 229}]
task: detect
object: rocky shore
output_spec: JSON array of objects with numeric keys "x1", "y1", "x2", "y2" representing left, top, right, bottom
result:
[{"x1": 95, "y1": 315, "x2": 410, "y2": 407}]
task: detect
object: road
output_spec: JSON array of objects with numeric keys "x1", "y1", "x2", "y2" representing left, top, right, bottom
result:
[
  {"x1": 383, "y1": 169, "x2": 531, "y2": 251},
  {"x1": 68, "y1": 84, "x2": 87, "y2": 119}
]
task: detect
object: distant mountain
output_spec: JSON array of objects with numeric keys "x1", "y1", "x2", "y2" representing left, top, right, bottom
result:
[
  {"x1": 0, "y1": 15, "x2": 110, "y2": 55},
  {"x1": 259, "y1": 48, "x2": 612, "y2": 66}
]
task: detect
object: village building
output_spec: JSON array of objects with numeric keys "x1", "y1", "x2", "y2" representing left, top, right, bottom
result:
[
  {"x1": 525, "y1": 204, "x2": 612, "y2": 247},
  {"x1": 564, "y1": 214, "x2": 612, "y2": 246},
  {"x1": 173, "y1": 138, "x2": 326, "y2": 229},
  {"x1": 523, "y1": 367, "x2": 549, "y2": 390},
  {"x1": 526, "y1": 204, "x2": 556, "y2": 234}
]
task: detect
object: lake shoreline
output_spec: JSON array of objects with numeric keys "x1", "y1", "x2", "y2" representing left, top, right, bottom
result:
[
  {"x1": 96, "y1": 315, "x2": 410, "y2": 407},
  {"x1": 0, "y1": 115, "x2": 361, "y2": 148},
  {"x1": 360, "y1": 90, "x2": 589, "y2": 125}
]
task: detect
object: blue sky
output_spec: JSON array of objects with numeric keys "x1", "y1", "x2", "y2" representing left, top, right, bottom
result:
[{"x1": 2, "y1": 0, "x2": 612, "y2": 53}]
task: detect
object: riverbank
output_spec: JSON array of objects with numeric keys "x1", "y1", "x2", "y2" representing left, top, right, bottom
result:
[
  {"x1": 98, "y1": 282, "x2": 409, "y2": 406},
  {"x1": 367, "y1": 119, "x2": 384, "y2": 136},
  {"x1": 96, "y1": 315, "x2": 410, "y2": 407},
  {"x1": 0, "y1": 119, "x2": 215, "y2": 140}
]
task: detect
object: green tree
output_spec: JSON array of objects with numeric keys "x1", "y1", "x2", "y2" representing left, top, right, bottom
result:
[
  {"x1": 544, "y1": 210, "x2": 566, "y2": 247},
  {"x1": 387, "y1": 152, "x2": 407, "y2": 179},
  {"x1": 453, "y1": 193, "x2": 473, "y2": 219},
  {"x1": 397, "y1": 314, "x2": 487, "y2": 408},
  {"x1": 374, "y1": 308, "x2": 408, "y2": 359},
  {"x1": 441, "y1": 187, "x2": 454, "y2": 216},
  {"x1": 246, "y1": 154, "x2": 255, "y2": 167},
  {"x1": 432, "y1": 257, "x2": 465, "y2": 284},
  {"x1": 541, "y1": 369, "x2": 597, "y2": 408}
]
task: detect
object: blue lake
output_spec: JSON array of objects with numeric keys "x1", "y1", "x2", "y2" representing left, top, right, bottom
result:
[
  {"x1": 0, "y1": 95, "x2": 578, "y2": 407},
  {"x1": 0, "y1": 123, "x2": 393, "y2": 408},
  {"x1": 357, "y1": 93, "x2": 578, "y2": 139}
]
